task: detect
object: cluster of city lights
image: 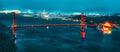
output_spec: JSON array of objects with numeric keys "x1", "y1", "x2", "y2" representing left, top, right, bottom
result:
[{"x1": 100, "y1": 21, "x2": 113, "y2": 34}]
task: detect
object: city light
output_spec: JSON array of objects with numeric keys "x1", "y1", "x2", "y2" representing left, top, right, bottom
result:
[{"x1": 100, "y1": 21, "x2": 112, "y2": 34}]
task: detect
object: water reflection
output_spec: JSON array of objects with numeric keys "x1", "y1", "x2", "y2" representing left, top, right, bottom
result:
[{"x1": 100, "y1": 34, "x2": 112, "y2": 52}]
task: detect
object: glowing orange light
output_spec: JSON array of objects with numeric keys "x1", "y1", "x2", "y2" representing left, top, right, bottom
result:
[
  {"x1": 1, "y1": 10, "x2": 21, "y2": 14},
  {"x1": 103, "y1": 21, "x2": 111, "y2": 27},
  {"x1": 11, "y1": 25, "x2": 17, "y2": 29},
  {"x1": 100, "y1": 21, "x2": 112, "y2": 34},
  {"x1": 80, "y1": 31, "x2": 85, "y2": 38},
  {"x1": 12, "y1": 10, "x2": 21, "y2": 14}
]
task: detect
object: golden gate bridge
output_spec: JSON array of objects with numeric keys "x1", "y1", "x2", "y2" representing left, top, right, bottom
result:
[{"x1": 8, "y1": 11, "x2": 117, "y2": 41}]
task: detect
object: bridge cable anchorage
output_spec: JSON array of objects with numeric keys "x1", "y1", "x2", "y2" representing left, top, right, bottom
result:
[{"x1": 9, "y1": 12, "x2": 114, "y2": 39}]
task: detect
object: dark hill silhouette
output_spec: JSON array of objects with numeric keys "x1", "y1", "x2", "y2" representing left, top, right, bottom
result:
[{"x1": 0, "y1": 22, "x2": 16, "y2": 52}]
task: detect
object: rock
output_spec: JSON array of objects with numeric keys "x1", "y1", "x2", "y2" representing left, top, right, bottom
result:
[{"x1": 0, "y1": 22, "x2": 16, "y2": 52}]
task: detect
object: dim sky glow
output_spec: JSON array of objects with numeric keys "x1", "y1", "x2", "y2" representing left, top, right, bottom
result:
[{"x1": 0, "y1": 0, "x2": 120, "y2": 12}]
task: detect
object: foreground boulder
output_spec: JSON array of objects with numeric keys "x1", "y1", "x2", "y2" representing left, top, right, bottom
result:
[{"x1": 0, "y1": 22, "x2": 16, "y2": 52}]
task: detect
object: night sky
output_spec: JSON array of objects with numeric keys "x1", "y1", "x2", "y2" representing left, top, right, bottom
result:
[{"x1": 0, "y1": 0, "x2": 120, "y2": 12}]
